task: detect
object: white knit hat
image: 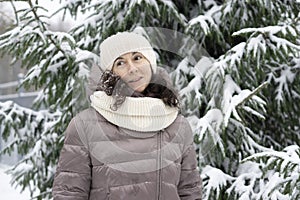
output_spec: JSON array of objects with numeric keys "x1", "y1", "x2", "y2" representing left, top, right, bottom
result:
[{"x1": 100, "y1": 32, "x2": 157, "y2": 73}]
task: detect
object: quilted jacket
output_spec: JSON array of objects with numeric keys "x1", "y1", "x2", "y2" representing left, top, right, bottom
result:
[
  {"x1": 52, "y1": 67, "x2": 202, "y2": 199},
  {"x1": 52, "y1": 108, "x2": 202, "y2": 200}
]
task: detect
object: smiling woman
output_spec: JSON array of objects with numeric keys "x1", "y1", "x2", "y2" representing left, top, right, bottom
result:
[
  {"x1": 96, "y1": 32, "x2": 180, "y2": 111},
  {"x1": 52, "y1": 31, "x2": 202, "y2": 200},
  {"x1": 112, "y1": 52, "x2": 152, "y2": 93}
]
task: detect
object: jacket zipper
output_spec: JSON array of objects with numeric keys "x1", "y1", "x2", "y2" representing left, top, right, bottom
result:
[{"x1": 156, "y1": 130, "x2": 163, "y2": 200}]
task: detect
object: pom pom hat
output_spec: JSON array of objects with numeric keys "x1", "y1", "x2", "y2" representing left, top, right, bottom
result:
[{"x1": 100, "y1": 32, "x2": 157, "y2": 73}]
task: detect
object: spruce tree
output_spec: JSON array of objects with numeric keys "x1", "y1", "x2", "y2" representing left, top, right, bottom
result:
[{"x1": 0, "y1": 0, "x2": 299, "y2": 199}]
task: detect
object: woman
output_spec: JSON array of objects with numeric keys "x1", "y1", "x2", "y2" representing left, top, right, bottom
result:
[{"x1": 52, "y1": 32, "x2": 202, "y2": 200}]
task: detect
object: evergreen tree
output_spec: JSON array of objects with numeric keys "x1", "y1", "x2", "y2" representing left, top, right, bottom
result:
[{"x1": 0, "y1": 0, "x2": 299, "y2": 199}]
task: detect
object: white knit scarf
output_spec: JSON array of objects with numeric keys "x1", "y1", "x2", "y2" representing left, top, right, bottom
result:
[{"x1": 90, "y1": 91, "x2": 179, "y2": 132}]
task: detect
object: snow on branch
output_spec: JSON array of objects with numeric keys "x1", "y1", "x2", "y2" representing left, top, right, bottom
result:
[
  {"x1": 244, "y1": 145, "x2": 300, "y2": 166},
  {"x1": 202, "y1": 165, "x2": 235, "y2": 199},
  {"x1": 0, "y1": 100, "x2": 62, "y2": 197},
  {"x1": 129, "y1": 0, "x2": 159, "y2": 14},
  {"x1": 188, "y1": 15, "x2": 217, "y2": 35},
  {"x1": 0, "y1": 100, "x2": 61, "y2": 143},
  {"x1": 274, "y1": 66, "x2": 296, "y2": 104},
  {"x1": 241, "y1": 145, "x2": 300, "y2": 199},
  {"x1": 194, "y1": 109, "x2": 224, "y2": 157},
  {"x1": 266, "y1": 57, "x2": 300, "y2": 106},
  {"x1": 0, "y1": 100, "x2": 61, "y2": 166},
  {"x1": 221, "y1": 75, "x2": 266, "y2": 127},
  {"x1": 0, "y1": 26, "x2": 45, "y2": 56},
  {"x1": 178, "y1": 57, "x2": 213, "y2": 110},
  {"x1": 226, "y1": 162, "x2": 262, "y2": 199},
  {"x1": 232, "y1": 24, "x2": 300, "y2": 64},
  {"x1": 233, "y1": 26, "x2": 285, "y2": 36}
]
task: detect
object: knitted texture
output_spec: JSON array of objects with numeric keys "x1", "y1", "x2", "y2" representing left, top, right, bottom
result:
[
  {"x1": 90, "y1": 91, "x2": 178, "y2": 132},
  {"x1": 100, "y1": 32, "x2": 157, "y2": 73}
]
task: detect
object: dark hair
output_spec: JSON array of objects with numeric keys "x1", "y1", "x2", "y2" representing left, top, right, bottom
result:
[{"x1": 96, "y1": 70, "x2": 180, "y2": 110}]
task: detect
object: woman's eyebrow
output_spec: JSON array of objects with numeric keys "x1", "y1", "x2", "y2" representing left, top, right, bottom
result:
[
  {"x1": 115, "y1": 56, "x2": 124, "y2": 61},
  {"x1": 115, "y1": 52, "x2": 139, "y2": 61}
]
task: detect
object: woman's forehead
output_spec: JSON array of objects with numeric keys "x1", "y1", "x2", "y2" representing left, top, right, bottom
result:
[{"x1": 116, "y1": 52, "x2": 142, "y2": 60}]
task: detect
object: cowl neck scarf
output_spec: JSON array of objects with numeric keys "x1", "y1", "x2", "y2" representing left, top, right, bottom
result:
[{"x1": 90, "y1": 91, "x2": 179, "y2": 132}]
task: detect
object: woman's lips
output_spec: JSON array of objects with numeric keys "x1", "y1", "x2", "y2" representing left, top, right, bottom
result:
[{"x1": 129, "y1": 77, "x2": 143, "y2": 83}]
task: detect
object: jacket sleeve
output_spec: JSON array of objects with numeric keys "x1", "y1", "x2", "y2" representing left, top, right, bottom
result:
[
  {"x1": 178, "y1": 119, "x2": 202, "y2": 200},
  {"x1": 52, "y1": 117, "x2": 91, "y2": 200}
]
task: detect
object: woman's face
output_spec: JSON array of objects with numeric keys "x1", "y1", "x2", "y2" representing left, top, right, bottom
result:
[{"x1": 112, "y1": 52, "x2": 152, "y2": 92}]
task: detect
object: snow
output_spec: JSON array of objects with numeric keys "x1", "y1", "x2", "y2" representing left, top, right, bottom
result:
[
  {"x1": 0, "y1": 1, "x2": 298, "y2": 200},
  {"x1": 201, "y1": 165, "x2": 235, "y2": 198},
  {"x1": 128, "y1": 0, "x2": 159, "y2": 14},
  {"x1": 233, "y1": 26, "x2": 283, "y2": 36},
  {"x1": 0, "y1": 164, "x2": 31, "y2": 200},
  {"x1": 177, "y1": 57, "x2": 191, "y2": 74},
  {"x1": 47, "y1": 59, "x2": 67, "y2": 73},
  {"x1": 0, "y1": 81, "x2": 18, "y2": 89},
  {"x1": 233, "y1": 26, "x2": 300, "y2": 55},
  {"x1": 75, "y1": 49, "x2": 100, "y2": 63},
  {"x1": 229, "y1": 42, "x2": 246, "y2": 68},
  {"x1": 0, "y1": 91, "x2": 40, "y2": 100},
  {"x1": 0, "y1": 0, "x2": 84, "y2": 32},
  {"x1": 247, "y1": 35, "x2": 267, "y2": 56},
  {"x1": 274, "y1": 67, "x2": 296, "y2": 103},
  {"x1": 188, "y1": 15, "x2": 215, "y2": 34},
  {"x1": 195, "y1": 108, "x2": 225, "y2": 157},
  {"x1": 196, "y1": 108, "x2": 223, "y2": 141},
  {"x1": 78, "y1": 63, "x2": 90, "y2": 78}
]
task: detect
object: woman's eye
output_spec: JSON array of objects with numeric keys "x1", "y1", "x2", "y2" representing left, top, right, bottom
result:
[
  {"x1": 116, "y1": 61, "x2": 125, "y2": 66},
  {"x1": 134, "y1": 55, "x2": 142, "y2": 60}
]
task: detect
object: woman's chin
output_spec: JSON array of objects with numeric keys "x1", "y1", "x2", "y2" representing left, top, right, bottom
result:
[{"x1": 131, "y1": 85, "x2": 147, "y2": 93}]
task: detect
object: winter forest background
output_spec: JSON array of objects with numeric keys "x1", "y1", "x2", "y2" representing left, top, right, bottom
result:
[{"x1": 0, "y1": 0, "x2": 299, "y2": 199}]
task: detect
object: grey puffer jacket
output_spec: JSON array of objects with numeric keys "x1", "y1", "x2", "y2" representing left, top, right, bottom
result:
[{"x1": 52, "y1": 107, "x2": 202, "y2": 200}]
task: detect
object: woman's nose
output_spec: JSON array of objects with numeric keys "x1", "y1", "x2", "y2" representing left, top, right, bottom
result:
[{"x1": 127, "y1": 61, "x2": 138, "y2": 74}]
